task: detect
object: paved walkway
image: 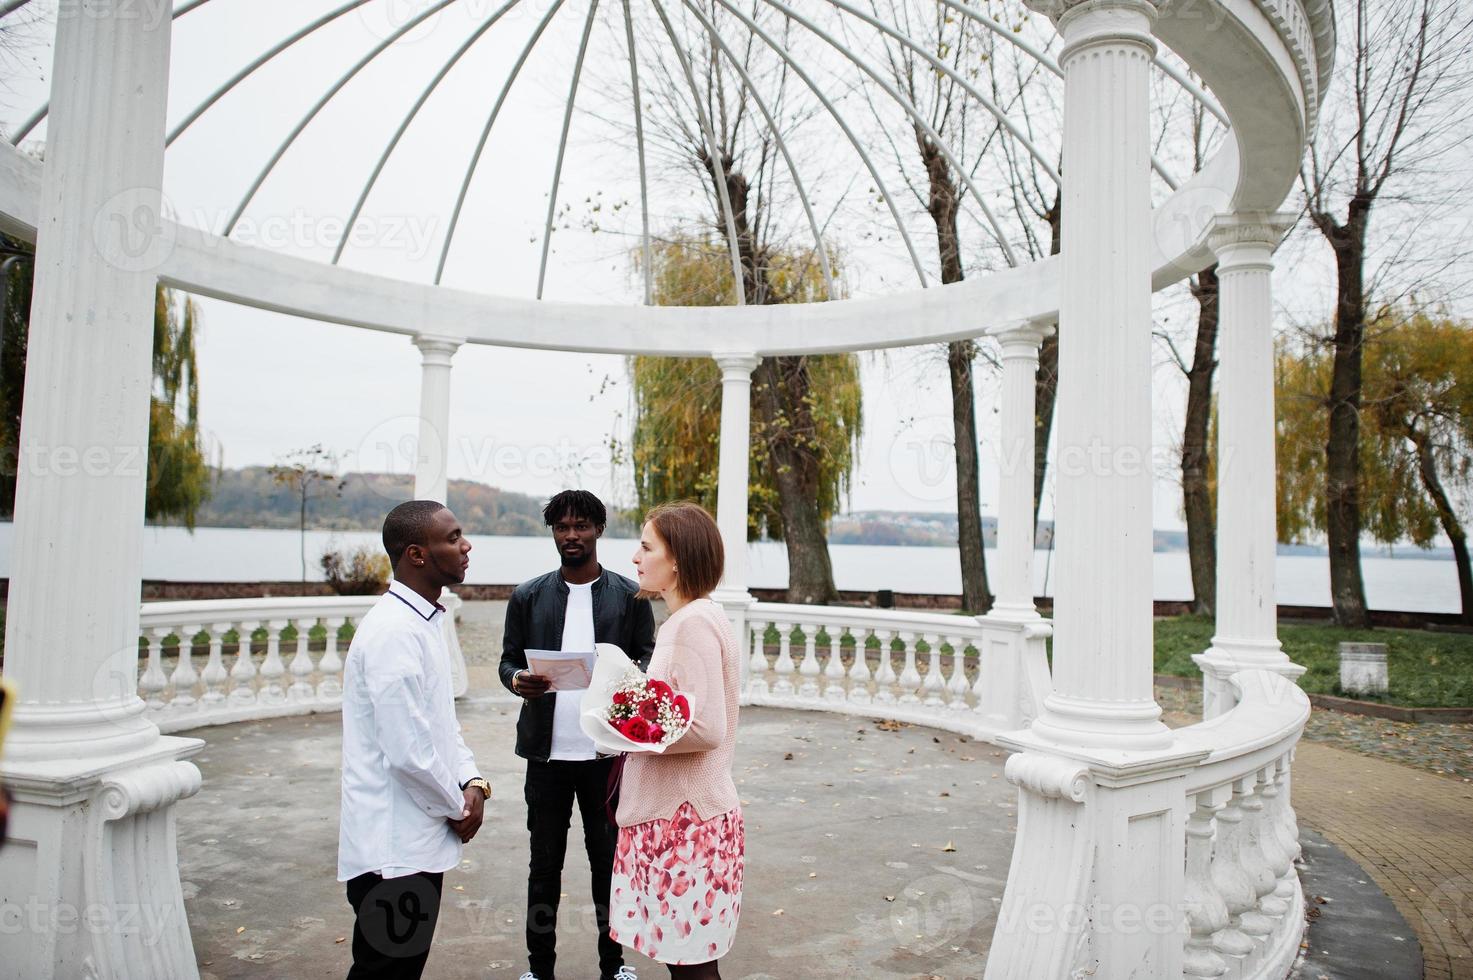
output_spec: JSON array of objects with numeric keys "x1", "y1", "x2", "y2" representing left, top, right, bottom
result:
[
  {"x1": 180, "y1": 705, "x2": 1017, "y2": 979},
  {"x1": 1291, "y1": 741, "x2": 1473, "y2": 980}
]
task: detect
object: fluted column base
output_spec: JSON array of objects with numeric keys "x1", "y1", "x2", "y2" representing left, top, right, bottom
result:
[{"x1": 0, "y1": 737, "x2": 204, "y2": 980}]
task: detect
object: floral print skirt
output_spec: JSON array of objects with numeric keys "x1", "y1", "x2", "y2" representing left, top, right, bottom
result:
[{"x1": 608, "y1": 803, "x2": 744, "y2": 965}]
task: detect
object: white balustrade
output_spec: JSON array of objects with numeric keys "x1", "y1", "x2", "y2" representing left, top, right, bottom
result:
[
  {"x1": 742, "y1": 601, "x2": 1054, "y2": 740},
  {"x1": 1171, "y1": 672, "x2": 1312, "y2": 980},
  {"x1": 138, "y1": 596, "x2": 395, "y2": 733}
]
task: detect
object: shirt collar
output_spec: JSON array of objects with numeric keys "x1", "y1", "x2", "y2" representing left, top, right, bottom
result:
[{"x1": 386, "y1": 579, "x2": 444, "y2": 621}]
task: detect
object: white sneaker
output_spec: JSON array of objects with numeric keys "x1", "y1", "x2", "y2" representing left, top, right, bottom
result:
[
  {"x1": 518, "y1": 974, "x2": 540, "y2": 980},
  {"x1": 612, "y1": 969, "x2": 638, "y2": 980}
]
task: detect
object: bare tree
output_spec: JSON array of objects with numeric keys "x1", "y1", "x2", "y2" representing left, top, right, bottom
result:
[
  {"x1": 863, "y1": 1, "x2": 1011, "y2": 613},
  {"x1": 1154, "y1": 82, "x2": 1230, "y2": 617},
  {"x1": 1300, "y1": 0, "x2": 1473, "y2": 626},
  {"x1": 633, "y1": 2, "x2": 855, "y2": 603}
]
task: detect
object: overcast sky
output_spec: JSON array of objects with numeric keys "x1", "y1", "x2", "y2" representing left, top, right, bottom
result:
[{"x1": 1, "y1": 0, "x2": 1467, "y2": 533}]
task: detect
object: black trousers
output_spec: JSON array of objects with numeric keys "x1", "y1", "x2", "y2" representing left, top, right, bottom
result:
[
  {"x1": 525, "y1": 756, "x2": 622, "y2": 980},
  {"x1": 345, "y1": 870, "x2": 444, "y2": 980}
]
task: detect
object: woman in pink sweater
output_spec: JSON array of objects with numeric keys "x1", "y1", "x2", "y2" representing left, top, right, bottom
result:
[{"x1": 610, "y1": 502, "x2": 743, "y2": 979}]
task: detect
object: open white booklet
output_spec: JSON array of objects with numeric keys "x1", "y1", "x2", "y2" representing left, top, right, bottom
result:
[{"x1": 524, "y1": 649, "x2": 596, "y2": 691}]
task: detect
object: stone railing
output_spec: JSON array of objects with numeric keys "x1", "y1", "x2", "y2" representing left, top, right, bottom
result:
[
  {"x1": 742, "y1": 601, "x2": 1053, "y2": 740},
  {"x1": 1174, "y1": 669, "x2": 1311, "y2": 980},
  {"x1": 136, "y1": 593, "x2": 468, "y2": 734}
]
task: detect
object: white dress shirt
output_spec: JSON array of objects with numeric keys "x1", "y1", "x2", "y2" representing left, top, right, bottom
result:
[
  {"x1": 547, "y1": 580, "x2": 598, "y2": 761},
  {"x1": 338, "y1": 579, "x2": 479, "y2": 881}
]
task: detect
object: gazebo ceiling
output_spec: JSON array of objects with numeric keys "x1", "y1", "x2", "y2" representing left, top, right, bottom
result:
[{"x1": 0, "y1": 0, "x2": 1332, "y2": 354}]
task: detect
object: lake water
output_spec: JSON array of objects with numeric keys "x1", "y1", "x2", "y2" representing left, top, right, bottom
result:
[{"x1": 0, "y1": 523, "x2": 1457, "y2": 614}]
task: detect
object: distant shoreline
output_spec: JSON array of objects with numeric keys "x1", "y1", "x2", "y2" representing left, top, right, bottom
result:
[{"x1": 125, "y1": 519, "x2": 1456, "y2": 562}]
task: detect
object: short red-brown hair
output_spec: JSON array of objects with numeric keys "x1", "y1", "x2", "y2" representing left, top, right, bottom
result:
[{"x1": 644, "y1": 502, "x2": 725, "y2": 601}]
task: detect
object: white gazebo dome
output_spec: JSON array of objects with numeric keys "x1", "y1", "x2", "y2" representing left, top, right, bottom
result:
[{"x1": 0, "y1": 2, "x2": 1334, "y2": 979}]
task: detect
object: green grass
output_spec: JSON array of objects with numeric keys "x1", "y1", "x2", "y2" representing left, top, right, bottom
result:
[{"x1": 1154, "y1": 614, "x2": 1473, "y2": 708}]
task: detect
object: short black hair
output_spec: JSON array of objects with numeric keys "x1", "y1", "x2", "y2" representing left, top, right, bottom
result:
[
  {"x1": 382, "y1": 500, "x2": 446, "y2": 567},
  {"x1": 543, "y1": 489, "x2": 606, "y2": 530}
]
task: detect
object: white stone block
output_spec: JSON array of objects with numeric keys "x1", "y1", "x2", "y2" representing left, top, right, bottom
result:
[{"x1": 1338, "y1": 642, "x2": 1388, "y2": 696}]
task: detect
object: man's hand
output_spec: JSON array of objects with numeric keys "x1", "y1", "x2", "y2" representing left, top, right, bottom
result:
[
  {"x1": 448, "y1": 788, "x2": 485, "y2": 843},
  {"x1": 511, "y1": 670, "x2": 551, "y2": 699}
]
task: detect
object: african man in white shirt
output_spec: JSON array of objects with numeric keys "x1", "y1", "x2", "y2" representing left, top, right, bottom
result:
[{"x1": 338, "y1": 500, "x2": 490, "y2": 979}]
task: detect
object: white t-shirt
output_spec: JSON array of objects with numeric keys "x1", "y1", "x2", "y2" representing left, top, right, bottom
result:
[{"x1": 549, "y1": 580, "x2": 598, "y2": 761}]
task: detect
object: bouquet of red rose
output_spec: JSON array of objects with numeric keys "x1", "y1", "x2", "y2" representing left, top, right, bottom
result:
[{"x1": 580, "y1": 643, "x2": 693, "y2": 754}]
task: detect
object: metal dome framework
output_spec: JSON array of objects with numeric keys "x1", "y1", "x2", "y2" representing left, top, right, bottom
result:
[{"x1": 0, "y1": 2, "x2": 1336, "y2": 979}]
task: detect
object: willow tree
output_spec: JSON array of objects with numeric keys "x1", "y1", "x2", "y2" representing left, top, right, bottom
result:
[
  {"x1": 1277, "y1": 311, "x2": 1473, "y2": 622},
  {"x1": 0, "y1": 250, "x2": 213, "y2": 526},
  {"x1": 147, "y1": 287, "x2": 213, "y2": 529},
  {"x1": 625, "y1": 4, "x2": 862, "y2": 603},
  {"x1": 1299, "y1": 0, "x2": 1473, "y2": 626},
  {"x1": 630, "y1": 237, "x2": 861, "y2": 604}
]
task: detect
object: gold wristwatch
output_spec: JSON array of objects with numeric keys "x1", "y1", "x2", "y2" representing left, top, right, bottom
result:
[{"x1": 463, "y1": 777, "x2": 491, "y2": 800}]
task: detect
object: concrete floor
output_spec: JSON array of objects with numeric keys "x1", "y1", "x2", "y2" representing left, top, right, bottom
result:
[{"x1": 179, "y1": 703, "x2": 1017, "y2": 980}]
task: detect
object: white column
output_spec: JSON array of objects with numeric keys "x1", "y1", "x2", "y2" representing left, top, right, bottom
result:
[
  {"x1": 975, "y1": 319, "x2": 1054, "y2": 734},
  {"x1": 0, "y1": 7, "x2": 204, "y2": 979},
  {"x1": 412, "y1": 333, "x2": 463, "y2": 503},
  {"x1": 411, "y1": 333, "x2": 470, "y2": 696},
  {"x1": 1193, "y1": 214, "x2": 1304, "y2": 717},
  {"x1": 1026, "y1": 0, "x2": 1170, "y2": 752},
  {"x1": 986, "y1": 6, "x2": 1201, "y2": 978},
  {"x1": 711, "y1": 352, "x2": 760, "y2": 692},
  {"x1": 993, "y1": 318, "x2": 1054, "y2": 618}
]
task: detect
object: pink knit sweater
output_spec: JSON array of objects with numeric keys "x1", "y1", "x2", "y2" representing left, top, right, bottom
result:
[{"x1": 615, "y1": 597, "x2": 741, "y2": 827}]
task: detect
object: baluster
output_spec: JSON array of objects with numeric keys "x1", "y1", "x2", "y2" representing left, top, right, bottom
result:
[
  {"x1": 797, "y1": 625, "x2": 821, "y2": 700},
  {"x1": 1183, "y1": 792, "x2": 1231, "y2": 979},
  {"x1": 140, "y1": 627, "x2": 169, "y2": 710},
  {"x1": 946, "y1": 635, "x2": 971, "y2": 710},
  {"x1": 1222, "y1": 776, "x2": 1274, "y2": 942},
  {"x1": 317, "y1": 616, "x2": 346, "y2": 701},
  {"x1": 847, "y1": 627, "x2": 873, "y2": 705},
  {"x1": 229, "y1": 619, "x2": 260, "y2": 705},
  {"x1": 872, "y1": 629, "x2": 897, "y2": 704},
  {"x1": 747, "y1": 620, "x2": 770, "y2": 697},
  {"x1": 896, "y1": 631, "x2": 922, "y2": 704},
  {"x1": 287, "y1": 617, "x2": 317, "y2": 702},
  {"x1": 169, "y1": 623, "x2": 201, "y2": 710},
  {"x1": 822, "y1": 626, "x2": 847, "y2": 702},
  {"x1": 200, "y1": 622, "x2": 230, "y2": 706},
  {"x1": 1266, "y1": 754, "x2": 1301, "y2": 906},
  {"x1": 1242, "y1": 767, "x2": 1290, "y2": 920},
  {"x1": 257, "y1": 618, "x2": 288, "y2": 704},
  {"x1": 971, "y1": 634, "x2": 990, "y2": 707},
  {"x1": 771, "y1": 622, "x2": 796, "y2": 696},
  {"x1": 922, "y1": 631, "x2": 946, "y2": 707}
]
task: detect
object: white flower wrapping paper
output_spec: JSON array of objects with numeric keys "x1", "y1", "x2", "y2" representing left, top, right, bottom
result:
[{"x1": 578, "y1": 642, "x2": 693, "y2": 755}]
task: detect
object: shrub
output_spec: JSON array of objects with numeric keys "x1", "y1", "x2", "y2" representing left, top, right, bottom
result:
[{"x1": 321, "y1": 546, "x2": 390, "y2": 596}]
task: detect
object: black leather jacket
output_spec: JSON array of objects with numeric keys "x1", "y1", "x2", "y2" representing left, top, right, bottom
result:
[{"x1": 498, "y1": 566, "x2": 656, "y2": 762}]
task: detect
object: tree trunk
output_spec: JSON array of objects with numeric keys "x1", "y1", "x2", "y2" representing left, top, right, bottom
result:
[
  {"x1": 1033, "y1": 189, "x2": 1063, "y2": 533},
  {"x1": 755, "y1": 355, "x2": 837, "y2": 604},
  {"x1": 1408, "y1": 425, "x2": 1473, "y2": 624},
  {"x1": 914, "y1": 125, "x2": 992, "y2": 612},
  {"x1": 1325, "y1": 206, "x2": 1372, "y2": 627},
  {"x1": 1182, "y1": 264, "x2": 1219, "y2": 616},
  {"x1": 949, "y1": 340, "x2": 991, "y2": 612},
  {"x1": 300, "y1": 489, "x2": 308, "y2": 584},
  {"x1": 701, "y1": 151, "x2": 840, "y2": 604}
]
